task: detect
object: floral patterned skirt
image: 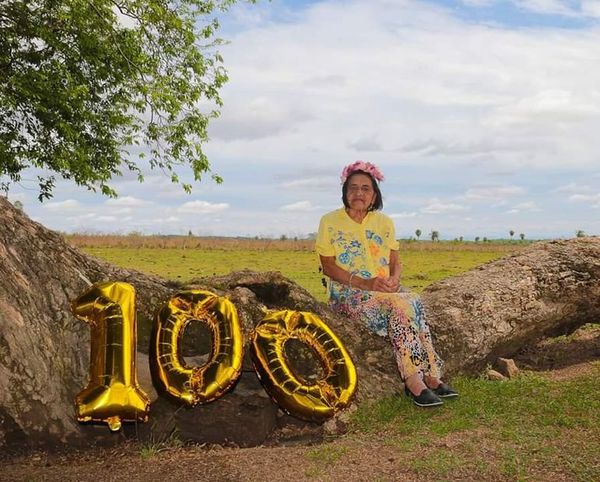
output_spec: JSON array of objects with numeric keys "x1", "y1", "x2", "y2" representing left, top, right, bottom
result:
[{"x1": 328, "y1": 280, "x2": 443, "y2": 380}]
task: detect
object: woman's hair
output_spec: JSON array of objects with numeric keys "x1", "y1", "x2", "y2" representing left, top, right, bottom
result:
[{"x1": 342, "y1": 170, "x2": 383, "y2": 211}]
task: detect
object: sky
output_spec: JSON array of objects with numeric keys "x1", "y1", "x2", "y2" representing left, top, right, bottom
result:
[{"x1": 5, "y1": 0, "x2": 600, "y2": 240}]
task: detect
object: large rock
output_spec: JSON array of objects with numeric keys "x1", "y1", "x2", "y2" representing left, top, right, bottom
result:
[{"x1": 422, "y1": 237, "x2": 600, "y2": 375}]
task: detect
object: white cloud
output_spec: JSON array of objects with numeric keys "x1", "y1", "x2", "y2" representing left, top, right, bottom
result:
[
  {"x1": 569, "y1": 193, "x2": 600, "y2": 207},
  {"x1": 487, "y1": 90, "x2": 600, "y2": 129},
  {"x1": 209, "y1": 97, "x2": 314, "y2": 141},
  {"x1": 177, "y1": 201, "x2": 229, "y2": 214},
  {"x1": 514, "y1": 201, "x2": 539, "y2": 210},
  {"x1": 105, "y1": 196, "x2": 151, "y2": 207},
  {"x1": 348, "y1": 135, "x2": 384, "y2": 152},
  {"x1": 460, "y1": 0, "x2": 496, "y2": 5},
  {"x1": 280, "y1": 201, "x2": 318, "y2": 212},
  {"x1": 96, "y1": 215, "x2": 118, "y2": 223},
  {"x1": 42, "y1": 199, "x2": 82, "y2": 211},
  {"x1": 210, "y1": 0, "x2": 600, "y2": 174},
  {"x1": 399, "y1": 137, "x2": 520, "y2": 156},
  {"x1": 390, "y1": 211, "x2": 418, "y2": 218},
  {"x1": 513, "y1": 0, "x2": 578, "y2": 16},
  {"x1": 113, "y1": 207, "x2": 133, "y2": 215},
  {"x1": 67, "y1": 213, "x2": 96, "y2": 221},
  {"x1": 281, "y1": 176, "x2": 338, "y2": 191},
  {"x1": 554, "y1": 182, "x2": 594, "y2": 194},
  {"x1": 420, "y1": 199, "x2": 468, "y2": 214},
  {"x1": 507, "y1": 201, "x2": 540, "y2": 213},
  {"x1": 582, "y1": 0, "x2": 600, "y2": 17},
  {"x1": 464, "y1": 186, "x2": 526, "y2": 202},
  {"x1": 513, "y1": 0, "x2": 600, "y2": 18},
  {"x1": 7, "y1": 193, "x2": 28, "y2": 203}
]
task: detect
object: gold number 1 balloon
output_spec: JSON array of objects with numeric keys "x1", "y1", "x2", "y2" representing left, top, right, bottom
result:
[{"x1": 72, "y1": 281, "x2": 150, "y2": 431}]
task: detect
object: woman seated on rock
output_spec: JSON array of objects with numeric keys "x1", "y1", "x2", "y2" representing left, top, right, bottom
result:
[{"x1": 316, "y1": 161, "x2": 458, "y2": 407}]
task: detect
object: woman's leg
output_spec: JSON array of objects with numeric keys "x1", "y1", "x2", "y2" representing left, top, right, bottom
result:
[
  {"x1": 380, "y1": 294, "x2": 437, "y2": 380},
  {"x1": 331, "y1": 284, "x2": 444, "y2": 386},
  {"x1": 379, "y1": 291, "x2": 443, "y2": 385},
  {"x1": 410, "y1": 296, "x2": 443, "y2": 380}
]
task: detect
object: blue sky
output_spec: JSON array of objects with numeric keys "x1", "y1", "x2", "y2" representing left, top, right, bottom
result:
[{"x1": 5, "y1": 0, "x2": 600, "y2": 239}]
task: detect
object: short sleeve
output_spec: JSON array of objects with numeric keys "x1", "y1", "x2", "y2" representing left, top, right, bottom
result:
[
  {"x1": 386, "y1": 217, "x2": 399, "y2": 251},
  {"x1": 315, "y1": 215, "x2": 335, "y2": 257}
]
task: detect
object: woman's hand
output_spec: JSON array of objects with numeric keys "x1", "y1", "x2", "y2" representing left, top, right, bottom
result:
[
  {"x1": 364, "y1": 276, "x2": 399, "y2": 293},
  {"x1": 320, "y1": 254, "x2": 400, "y2": 293},
  {"x1": 384, "y1": 275, "x2": 400, "y2": 293}
]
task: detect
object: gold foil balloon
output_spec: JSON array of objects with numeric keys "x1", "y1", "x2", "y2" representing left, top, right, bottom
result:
[
  {"x1": 151, "y1": 290, "x2": 243, "y2": 406},
  {"x1": 251, "y1": 310, "x2": 357, "y2": 422},
  {"x1": 72, "y1": 281, "x2": 150, "y2": 432}
]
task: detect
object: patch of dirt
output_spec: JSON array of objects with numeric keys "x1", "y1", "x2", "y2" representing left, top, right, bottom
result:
[{"x1": 3, "y1": 326, "x2": 599, "y2": 482}]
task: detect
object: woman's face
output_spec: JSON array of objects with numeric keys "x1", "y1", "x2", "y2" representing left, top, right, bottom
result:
[{"x1": 346, "y1": 173, "x2": 375, "y2": 211}]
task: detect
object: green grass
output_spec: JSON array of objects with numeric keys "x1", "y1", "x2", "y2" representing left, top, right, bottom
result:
[
  {"x1": 82, "y1": 243, "x2": 507, "y2": 351},
  {"x1": 353, "y1": 371, "x2": 600, "y2": 435},
  {"x1": 82, "y1": 246, "x2": 508, "y2": 302},
  {"x1": 350, "y1": 368, "x2": 600, "y2": 481},
  {"x1": 138, "y1": 431, "x2": 184, "y2": 459}
]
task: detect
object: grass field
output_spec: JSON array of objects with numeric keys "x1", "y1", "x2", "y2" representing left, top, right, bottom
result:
[
  {"x1": 77, "y1": 238, "x2": 522, "y2": 302},
  {"x1": 314, "y1": 365, "x2": 600, "y2": 481}
]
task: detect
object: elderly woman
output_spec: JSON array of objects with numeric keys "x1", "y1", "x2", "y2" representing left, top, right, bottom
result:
[{"x1": 316, "y1": 161, "x2": 457, "y2": 407}]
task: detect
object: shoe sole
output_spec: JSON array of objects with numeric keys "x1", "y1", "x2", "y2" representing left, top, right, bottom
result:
[
  {"x1": 413, "y1": 400, "x2": 443, "y2": 407},
  {"x1": 437, "y1": 393, "x2": 459, "y2": 398}
]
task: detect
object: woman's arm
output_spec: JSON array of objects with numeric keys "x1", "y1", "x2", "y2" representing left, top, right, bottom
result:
[
  {"x1": 387, "y1": 250, "x2": 401, "y2": 292},
  {"x1": 319, "y1": 255, "x2": 352, "y2": 285},
  {"x1": 320, "y1": 255, "x2": 389, "y2": 291}
]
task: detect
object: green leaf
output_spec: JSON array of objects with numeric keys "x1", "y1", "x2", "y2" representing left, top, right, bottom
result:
[{"x1": 0, "y1": 0, "x2": 256, "y2": 200}]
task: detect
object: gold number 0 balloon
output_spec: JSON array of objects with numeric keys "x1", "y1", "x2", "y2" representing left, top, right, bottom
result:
[
  {"x1": 251, "y1": 310, "x2": 357, "y2": 422},
  {"x1": 151, "y1": 290, "x2": 243, "y2": 406},
  {"x1": 72, "y1": 281, "x2": 150, "y2": 431}
]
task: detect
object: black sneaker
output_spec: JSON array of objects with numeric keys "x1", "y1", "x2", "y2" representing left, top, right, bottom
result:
[
  {"x1": 432, "y1": 383, "x2": 459, "y2": 398},
  {"x1": 404, "y1": 386, "x2": 443, "y2": 407}
]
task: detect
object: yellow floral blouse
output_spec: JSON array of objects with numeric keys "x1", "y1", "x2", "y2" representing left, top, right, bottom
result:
[{"x1": 316, "y1": 208, "x2": 399, "y2": 279}]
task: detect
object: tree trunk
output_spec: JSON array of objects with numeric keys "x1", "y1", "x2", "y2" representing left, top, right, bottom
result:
[{"x1": 422, "y1": 237, "x2": 600, "y2": 374}]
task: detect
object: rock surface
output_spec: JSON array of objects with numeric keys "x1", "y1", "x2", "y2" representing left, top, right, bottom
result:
[
  {"x1": 496, "y1": 358, "x2": 520, "y2": 379},
  {"x1": 486, "y1": 370, "x2": 507, "y2": 381}
]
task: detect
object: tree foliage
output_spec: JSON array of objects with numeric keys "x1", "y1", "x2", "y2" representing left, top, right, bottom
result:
[{"x1": 0, "y1": 0, "x2": 247, "y2": 200}]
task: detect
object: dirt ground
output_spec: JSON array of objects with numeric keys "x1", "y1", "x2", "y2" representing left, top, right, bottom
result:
[{"x1": 3, "y1": 325, "x2": 599, "y2": 482}]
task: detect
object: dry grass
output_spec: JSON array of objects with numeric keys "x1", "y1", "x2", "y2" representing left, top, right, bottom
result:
[
  {"x1": 65, "y1": 233, "x2": 531, "y2": 253},
  {"x1": 66, "y1": 234, "x2": 316, "y2": 251}
]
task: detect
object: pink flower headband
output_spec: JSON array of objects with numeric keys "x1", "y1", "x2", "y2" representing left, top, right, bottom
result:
[{"x1": 340, "y1": 161, "x2": 384, "y2": 184}]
